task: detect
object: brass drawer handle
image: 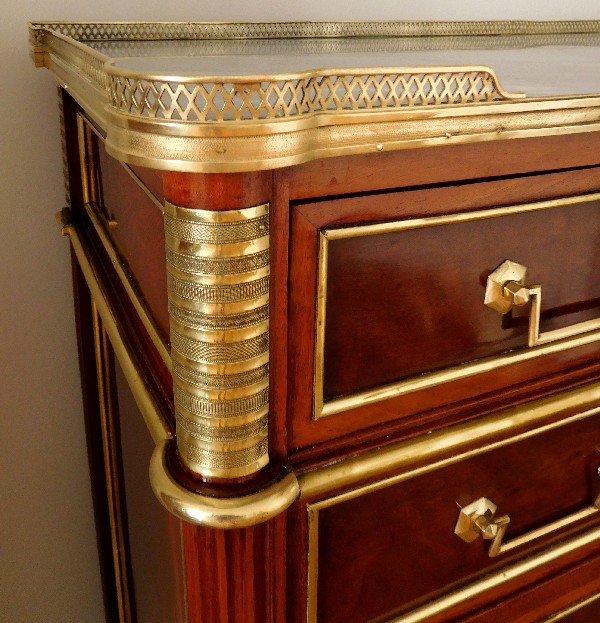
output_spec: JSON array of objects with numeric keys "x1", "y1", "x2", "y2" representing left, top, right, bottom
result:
[
  {"x1": 484, "y1": 259, "x2": 600, "y2": 347},
  {"x1": 455, "y1": 491, "x2": 600, "y2": 558}
]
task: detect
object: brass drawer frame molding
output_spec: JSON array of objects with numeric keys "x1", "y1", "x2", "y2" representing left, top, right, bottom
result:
[
  {"x1": 164, "y1": 200, "x2": 271, "y2": 479},
  {"x1": 314, "y1": 192, "x2": 600, "y2": 419}
]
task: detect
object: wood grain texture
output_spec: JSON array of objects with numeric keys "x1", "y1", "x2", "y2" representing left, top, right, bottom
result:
[
  {"x1": 288, "y1": 131, "x2": 600, "y2": 200},
  {"x1": 183, "y1": 514, "x2": 287, "y2": 623},
  {"x1": 163, "y1": 171, "x2": 272, "y2": 210},
  {"x1": 96, "y1": 141, "x2": 170, "y2": 340},
  {"x1": 287, "y1": 166, "x2": 600, "y2": 450},
  {"x1": 459, "y1": 553, "x2": 600, "y2": 623}
]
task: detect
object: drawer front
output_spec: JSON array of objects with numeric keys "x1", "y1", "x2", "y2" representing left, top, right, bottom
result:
[
  {"x1": 307, "y1": 410, "x2": 600, "y2": 623},
  {"x1": 319, "y1": 198, "x2": 600, "y2": 404},
  {"x1": 288, "y1": 168, "x2": 600, "y2": 449}
]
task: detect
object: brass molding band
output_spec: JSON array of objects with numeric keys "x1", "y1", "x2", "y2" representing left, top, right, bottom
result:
[
  {"x1": 165, "y1": 200, "x2": 271, "y2": 478},
  {"x1": 304, "y1": 391, "x2": 600, "y2": 622},
  {"x1": 301, "y1": 381, "x2": 600, "y2": 502},
  {"x1": 150, "y1": 439, "x2": 299, "y2": 529}
]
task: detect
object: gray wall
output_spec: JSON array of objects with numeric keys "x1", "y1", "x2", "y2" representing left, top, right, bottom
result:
[{"x1": 2, "y1": 2, "x2": 600, "y2": 621}]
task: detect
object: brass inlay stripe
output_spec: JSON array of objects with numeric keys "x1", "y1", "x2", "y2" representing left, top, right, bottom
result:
[
  {"x1": 166, "y1": 247, "x2": 270, "y2": 275},
  {"x1": 315, "y1": 191, "x2": 600, "y2": 419},
  {"x1": 171, "y1": 330, "x2": 269, "y2": 364},
  {"x1": 91, "y1": 301, "x2": 135, "y2": 623},
  {"x1": 544, "y1": 593, "x2": 600, "y2": 621},
  {"x1": 164, "y1": 213, "x2": 269, "y2": 243},
  {"x1": 172, "y1": 359, "x2": 269, "y2": 390}
]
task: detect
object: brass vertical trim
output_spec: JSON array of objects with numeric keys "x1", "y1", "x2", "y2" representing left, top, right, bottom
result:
[
  {"x1": 165, "y1": 200, "x2": 271, "y2": 478},
  {"x1": 91, "y1": 300, "x2": 134, "y2": 623},
  {"x1": 57, "y1": 87, "x2": 71, "y2": 207},
  {"x1": 306, "y1": 507, "x2": 320, "y2": 623}
]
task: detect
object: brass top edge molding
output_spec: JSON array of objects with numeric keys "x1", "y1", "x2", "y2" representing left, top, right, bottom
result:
[
  {"x1": 29, "y1": 21, "x2": 600, "y2": 42},
  {"x1": 32, "y1": 21, "x2": 600, "y2": 171},
  {"x1": 150, "y1": 439, "x2": 300, "y2": 528}
]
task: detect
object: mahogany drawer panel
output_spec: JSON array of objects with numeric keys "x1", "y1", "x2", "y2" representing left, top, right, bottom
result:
[
  {"x1": 321, "y1": 200, "x2": 600, "y2": 400},
  {"x1": 308, "y1": 411, "x2": 600, "y2": 623}
]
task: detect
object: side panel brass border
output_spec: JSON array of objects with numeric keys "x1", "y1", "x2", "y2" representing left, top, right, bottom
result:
[
  {"x1": 62, "y1": 215, "x2": 172, "y2": 444},
  {"x1": 165, "y1": 200, "x2": 271, "y2": 479},
  {"x1": 91, "y1": 299, "x2": 135, "y2": 623},
  {"x1": 76, "y1": 114, "x2": 171, "y2": 371},
  {"x1": 304, "y1": 397, "x2": 600, "y2": 623},
  {"x1": 314, "y1": 192, "x2": 600, "y2": 419}
]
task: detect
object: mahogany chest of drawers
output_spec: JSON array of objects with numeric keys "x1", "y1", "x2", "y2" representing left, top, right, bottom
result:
[{"x1": 31, "y1": 20, "x2": 600, "y2": 622}]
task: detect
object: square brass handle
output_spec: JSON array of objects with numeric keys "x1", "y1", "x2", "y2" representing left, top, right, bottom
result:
[
  {"x1": 484, "y1": 259, "x2": 600, "y2": 347},
  {"x1": 455, "y1": 490, "x2": 600, "y2": 558}
]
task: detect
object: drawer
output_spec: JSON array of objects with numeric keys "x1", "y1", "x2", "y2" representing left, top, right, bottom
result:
[
  {"x1": 289, "y1": 168, "x2": 600, "y2": 449},
  {"x1": 306, "y1": 409, "x2": 600, "y2": 623}
]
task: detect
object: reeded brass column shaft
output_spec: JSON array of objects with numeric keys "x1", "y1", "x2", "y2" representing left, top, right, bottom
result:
[{"x1": 164, "y1": 200, "x2": 270, "y2": 478}]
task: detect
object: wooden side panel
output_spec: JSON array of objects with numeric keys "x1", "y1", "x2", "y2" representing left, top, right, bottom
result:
[{"x1": 95, "y1": 143, "x2": 170, "y2": 339}]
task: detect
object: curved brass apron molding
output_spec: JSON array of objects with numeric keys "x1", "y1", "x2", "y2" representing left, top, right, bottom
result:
[
  {"x1": 61, "y1": 211, "x2": 300, "y2": 528},
  {"x1": 150, "y1": 439, "x2": 299, "y2": 529}
]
